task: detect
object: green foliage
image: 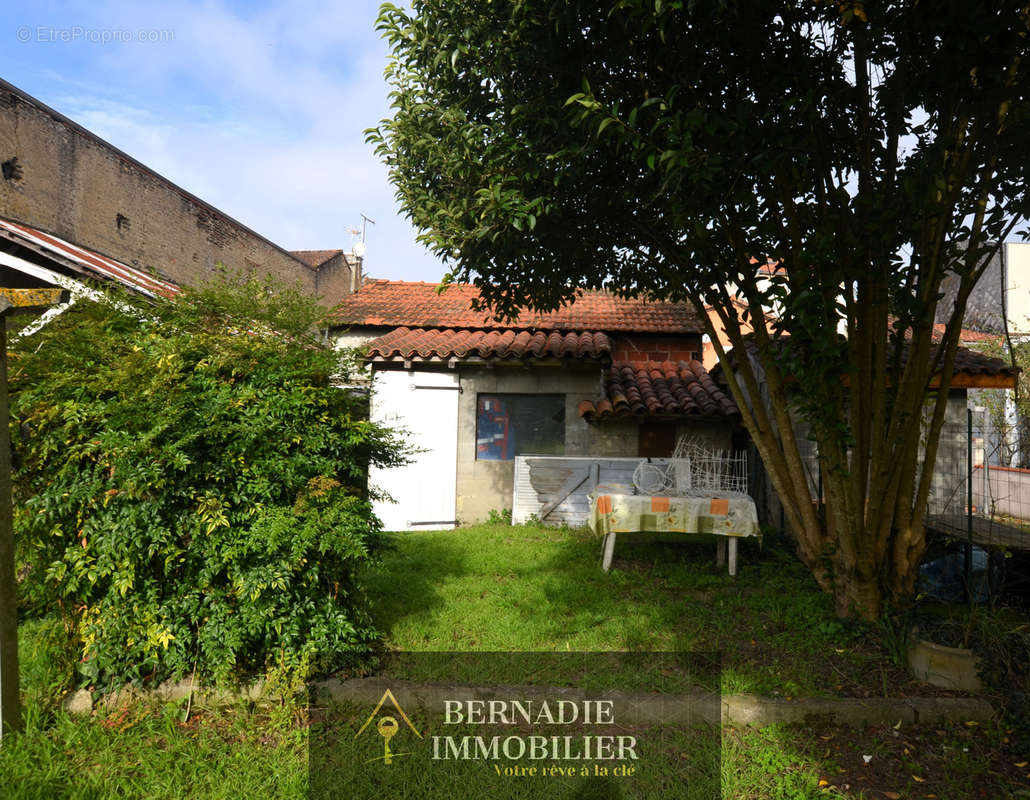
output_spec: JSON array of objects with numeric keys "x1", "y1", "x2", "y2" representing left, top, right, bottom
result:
[
  {"x1": 485, "y1": 507, "x2": 512, "y2": 525},
  {"x1": 371, "y1": 0, "x2": 1030, "y2": 618},
  {"x1": 11, "y1": 274, "x2": 407, "y2": 688}
]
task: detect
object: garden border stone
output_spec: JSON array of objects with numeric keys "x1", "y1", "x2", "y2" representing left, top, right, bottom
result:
[{"x1": 61, "y1": 677, "x2": 996, "y2": 727}]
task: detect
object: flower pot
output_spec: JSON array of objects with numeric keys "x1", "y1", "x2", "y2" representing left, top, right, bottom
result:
[{"x1": 907, "y1": 628, "x2": 983, "y2": 692}]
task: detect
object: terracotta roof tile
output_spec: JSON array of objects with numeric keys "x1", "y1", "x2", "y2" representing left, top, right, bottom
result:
[
  {"x1": 580, "y1": 360, "x2": 739, "y2": 421},
  {"x1": 330, "y1": 280, "x2": 704, "y2": 334},
  {"x1": 931, "y1": 322, "x2": 1004, "y2": 345},
  {"x1": 712, "y1": 338, "x2": 1018, "y2": 388},
  {"x1": 365, "y1": 327, "x2": 611, "y2": 363}
]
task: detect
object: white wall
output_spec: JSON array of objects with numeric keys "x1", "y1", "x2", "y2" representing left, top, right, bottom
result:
[
  {"x1": 1006, "y1": 242, "x2": 1030, "y2": 336},
  {"x1": 369, "y1": 369, "x2": 459, "y2": 531}
]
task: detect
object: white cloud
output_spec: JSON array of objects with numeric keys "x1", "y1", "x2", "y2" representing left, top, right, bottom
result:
[{"x1": 11, "y1": 0, "x2": 445, "y2": 283}]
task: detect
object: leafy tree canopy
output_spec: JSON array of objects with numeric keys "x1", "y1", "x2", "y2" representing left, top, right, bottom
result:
[{"x1": 372, "y1": 0, "x2": 1030, "y2": 618}]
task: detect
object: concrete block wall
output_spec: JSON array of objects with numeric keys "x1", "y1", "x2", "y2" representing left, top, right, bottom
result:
[
  {"x1": 453, "y1": 363, "x2": 738, "y2": 523},
  {"x1": 455, "y1": 364, "x2": 605, "y2": 522},
  {"x1": 312, "y1": 252, "x2": 359, "y2": 305}
]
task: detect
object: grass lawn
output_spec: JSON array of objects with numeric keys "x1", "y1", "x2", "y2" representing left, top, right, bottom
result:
[
  {"x1": 3, "y1": 520, "x2": 1028, "y2": 798},
  {"x1": 367, "y1": 520, "x2": 921, "y2": 698}
]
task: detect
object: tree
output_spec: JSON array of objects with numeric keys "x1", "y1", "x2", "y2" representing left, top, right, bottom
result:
[
  {"x1": 371, "y1": 0, "x2": 1030, "y2": 619},
  {"x1": 11, "y1": 275, "x2": 407, "y2": 687}
]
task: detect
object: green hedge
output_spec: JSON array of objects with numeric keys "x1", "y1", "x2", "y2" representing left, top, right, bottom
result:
[{"x1": 11, "y1": 275, "x2": 406, "y2": 688}]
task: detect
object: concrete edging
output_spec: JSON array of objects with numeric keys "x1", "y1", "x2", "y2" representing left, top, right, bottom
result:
[{"x1": 62, "y1": 677, "x2": 996, "y2": 727}]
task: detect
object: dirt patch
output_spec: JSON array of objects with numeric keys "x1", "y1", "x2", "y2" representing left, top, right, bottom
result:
[{"x1": 766, "y1": 720, "x2": 1030, "y2": 799}]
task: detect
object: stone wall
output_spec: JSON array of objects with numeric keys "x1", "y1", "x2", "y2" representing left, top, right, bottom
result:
[{"x1": 0, "y1": 79, "x2": 352, "y2": 304}]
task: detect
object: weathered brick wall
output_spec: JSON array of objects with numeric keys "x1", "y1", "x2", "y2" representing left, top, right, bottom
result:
[
  {"x1": 313, "y1": 252, "x2": 358, "y2": 304},
  {"x1": 0, "y1": 79, "x2": 337, "y2": 299},
  {"x1": 610, "y1": 333, "x2": 702, "y2": 364}
]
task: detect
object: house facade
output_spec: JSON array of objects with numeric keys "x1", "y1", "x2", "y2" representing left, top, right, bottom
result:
[{"x1": 330, "y1": 281, "x2": 740, "y2": 529}]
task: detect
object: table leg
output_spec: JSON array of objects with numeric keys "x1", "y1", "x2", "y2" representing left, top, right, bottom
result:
[
  {"x1": 716, "y1": 538, "x2": 726, "y2": 568},
  {"x1": 728, "y1": 537, "x2": 738, "y2": 577},
  {"x1": 602, "y1": 533, "x2": 616, "y2": 572}
]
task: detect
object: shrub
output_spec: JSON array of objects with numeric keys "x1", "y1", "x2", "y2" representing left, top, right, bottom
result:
[{"x1": 11, "y1": 274, "x2": 406, "y2": 688}]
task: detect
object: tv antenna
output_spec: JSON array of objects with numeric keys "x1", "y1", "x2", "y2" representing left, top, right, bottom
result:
[{"x1": 352, "y1": 214, "x2": 375, "y2": 259}]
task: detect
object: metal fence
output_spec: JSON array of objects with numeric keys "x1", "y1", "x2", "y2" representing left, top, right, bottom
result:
[
  {"x1": 927, "y1": 410, "x2": 1030, "y2": 548},
  {"x1": 781, "y1": 408, "x2": 1030, "y2": 604},
  {"x1": 923, "y1": 408, "x2": 1030, "y2": 604}
]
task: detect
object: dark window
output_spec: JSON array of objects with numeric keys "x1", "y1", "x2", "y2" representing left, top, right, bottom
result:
[
  {"x1": 476, "y1": 394, "x2": 565, "y2": 460},
  {"x1": 638, "y1": 422, "x2": 677, "y2": 457}
]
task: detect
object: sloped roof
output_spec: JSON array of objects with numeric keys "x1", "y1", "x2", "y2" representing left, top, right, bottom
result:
[
  {"x1": 365, "y1": 327, "x2": 611, "y2": 364},
  {"x1": 931, "y1": 322, "x2": 1003, "y2": 345},
  {"x1": 579, "y1": 360, "x2": 739, "y2": 421},
  {"x1": 290, "y1": 249, "x2": 344, "y2": 269},
  {"x1": 714, "y1": 337, "x2": 1018, "y2": 389},
  {"x1": 330, "y1": 280, "x2": 705, "y2": 334},
  {"x1": 0, "y1": 218, "x2": 179, "y2": 298}
]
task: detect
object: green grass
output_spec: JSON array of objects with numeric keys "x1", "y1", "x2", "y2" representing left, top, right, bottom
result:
[
  {"x1": 3, "y1": 618, "x2": 305, "y2": 800},
  {"x1": 365, "y1": 521, "x2": 897, "y2": 697},
  {"x1": 4, "y1": 522, "x2": 1027, "y2": 798}
]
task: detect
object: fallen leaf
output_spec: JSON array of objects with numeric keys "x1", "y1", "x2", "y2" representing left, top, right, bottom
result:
[
  {"x1": 883, "y1": 793, "x2": 900, "y2": 800},
  {"x1": 1015, "y1": 761, "x2": 1028, "y2": 768},
  {"x1": 912, "y1": 775, "x2": 925, "y2": 782}
]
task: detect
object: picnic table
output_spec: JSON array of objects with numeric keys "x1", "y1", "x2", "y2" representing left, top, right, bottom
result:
[{"x1": 588, "y1": 492, "x2": 760, "y2": 576}]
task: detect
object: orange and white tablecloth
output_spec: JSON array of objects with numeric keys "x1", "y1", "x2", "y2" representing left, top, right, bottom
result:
[{"x1": 589, "y1": 492, "x2": 759, "y2": 538}]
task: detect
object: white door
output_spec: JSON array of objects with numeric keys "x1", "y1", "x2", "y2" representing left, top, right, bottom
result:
[{"x1": 369, "y1": 370, "x2": 459, "y2": 531}]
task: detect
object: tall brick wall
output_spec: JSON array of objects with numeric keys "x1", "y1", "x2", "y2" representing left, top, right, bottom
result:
[{"x1": 0, "y1": 79, "x2": 352, "y2": 304}]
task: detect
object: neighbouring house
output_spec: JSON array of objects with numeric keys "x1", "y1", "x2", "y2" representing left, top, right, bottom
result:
[
  {"x1": 715, "y1": 336, "x2": 1020, "y2": 533},
  {"x1": 936, "y1": 242, "x2": 1030, "y2": 338},
  {"x1": 329, "y1": 280, "x2": 741, "y2": 530},
  {"x1": 0, "y1": 78, "x2": 360, "y2": 305}
]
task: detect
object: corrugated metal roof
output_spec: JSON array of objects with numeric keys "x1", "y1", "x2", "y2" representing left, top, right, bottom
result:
[{"x1": 0, "y1": 218, "x2": 179, "y2": 298}]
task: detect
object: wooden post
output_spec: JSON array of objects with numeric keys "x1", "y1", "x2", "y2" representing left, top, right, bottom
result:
[
  {"x1": 0, "y1": 297, "x2": 19, "y2": 740},
  {"x1": 0, "y1": 287, "x2": 64, "y2": 742}
]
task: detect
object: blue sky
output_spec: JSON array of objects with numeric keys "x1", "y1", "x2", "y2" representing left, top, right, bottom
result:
[{"x1": 2, "y1": 0, "x2": 445, "y2": 282}]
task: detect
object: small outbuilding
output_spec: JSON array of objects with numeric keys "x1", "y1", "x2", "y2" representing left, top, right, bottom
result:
[{"x1": 329, "y1": 281, "x2": 741, "y2": 530}]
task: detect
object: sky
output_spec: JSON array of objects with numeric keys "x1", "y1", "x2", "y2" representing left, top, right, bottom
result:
[{"x1": 2, "y1": 0, "x2": 445, "y2": 282}]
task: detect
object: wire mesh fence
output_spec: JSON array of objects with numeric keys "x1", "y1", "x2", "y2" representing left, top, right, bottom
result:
[
  {"x1": 926, "y1": 409, "x2": 1030, "y2": 552},
  {"x1": 630, "y1": 438, "x2": 749, "y2": 498},
  {"x1": 781, "y1": 407, "x2": 1030, "y2": 604}
]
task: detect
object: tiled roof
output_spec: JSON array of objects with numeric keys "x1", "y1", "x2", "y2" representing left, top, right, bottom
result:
[
  {"x1": 931, "y1": 323, "x2": 1004, "y2": 345},
  {"x1": 366, "y1": 327, "x2": 611, "y2": 363},
  {"x1": 290, "y1": 249, "x2": 343, "y2": 269},
  {"x1": 579, "y1": 360, "x2": 739, "y2": 421},
  {"x1": 329, "y1": 280, "x2": 704, "y2": 334},
  {"x1": 713, "y1": 338, "x2": 1018, "y2": 388},
  {"x1": 929, "y1": 343, "x2": 1017, "y2": 383}
]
